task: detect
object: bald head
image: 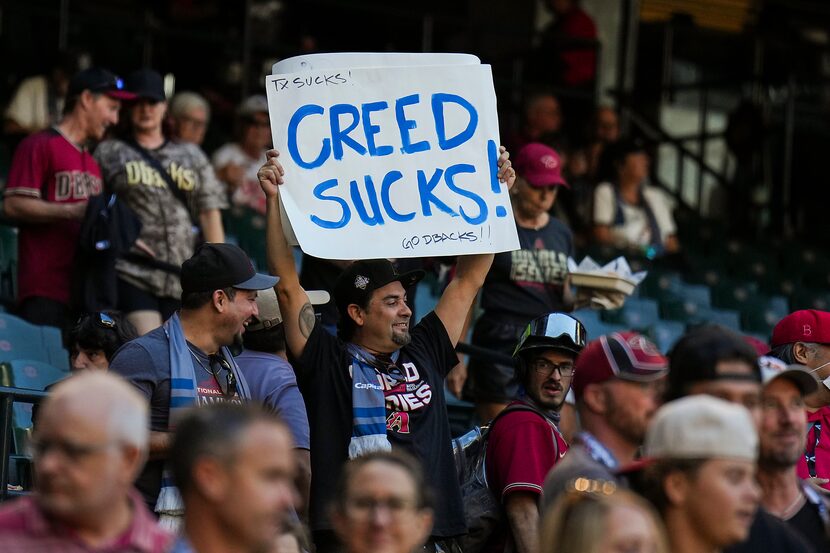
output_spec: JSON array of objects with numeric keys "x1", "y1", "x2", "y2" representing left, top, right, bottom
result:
[{"x1": 43, "y1": 371, "x2": 149, "y2": 451}]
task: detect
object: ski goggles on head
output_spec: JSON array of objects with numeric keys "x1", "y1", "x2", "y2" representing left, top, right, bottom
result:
[{"x1": 514, "y1": 313, "x2": 587, "y2": 357}]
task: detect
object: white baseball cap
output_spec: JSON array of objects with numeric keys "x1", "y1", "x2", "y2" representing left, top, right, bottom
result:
[
  {"x1": 644, "y1": 395, "x2": 758, "y2": 462},
  {"x1": 247, "y1": 288, "x2": 330, "y2": 331}
]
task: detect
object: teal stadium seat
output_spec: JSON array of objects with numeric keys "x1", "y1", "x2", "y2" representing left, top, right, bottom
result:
[
  {"x1": 0, "y1": 359, "x2": 69, "y2": 455},
  {"x1": 41, "y1": 325, "x2": 70, "y2": 371},
  {"x1": 0, "y1": 314, "x2": 52, "y2": 364},
  {"x1": 602, "y1": 298, "x2": 660, "y2": 331},
  {"x1": 647, "y1": 320, "x2": 686, "y2": 354}
]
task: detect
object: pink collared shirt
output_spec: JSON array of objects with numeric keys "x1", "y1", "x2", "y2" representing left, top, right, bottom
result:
[{"x1": 0, "y1": 490, "x2": 173, "y2": 552}]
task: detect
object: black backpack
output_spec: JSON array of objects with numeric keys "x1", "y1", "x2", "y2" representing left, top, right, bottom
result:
[{"x1": 452, "y1": 402, "x2": 561, "y2": 552}]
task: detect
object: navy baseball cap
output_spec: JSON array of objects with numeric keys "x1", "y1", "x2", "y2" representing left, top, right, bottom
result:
[
  {"x1": 68, "y1": 68, "x2": 136, "y2": 100},
  {"x1": 181, "y1": 243, "x2": 278, "y2": 294},
  {"x1": 125, "y1": 69, "x2": 166, "y2": 102}
]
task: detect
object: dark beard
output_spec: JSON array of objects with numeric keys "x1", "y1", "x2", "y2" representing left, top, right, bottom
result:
[
  {"x1": 392, "y1": 331, "x2": 411, "y2": 347},
  {"x1": 759, "y1": 448, "x2": 801, "y2": 470}
]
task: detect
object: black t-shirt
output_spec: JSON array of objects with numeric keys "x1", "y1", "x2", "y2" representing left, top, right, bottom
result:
[
  {"x1": 789, "y1": 501, "x2": 830, "y2": 553},
  {"x1": 479, "y1": 217, "x2": 573, "y2": 322},
  {"x1": 294, "y1": 311, "x2": 464, "y2": 536},
  {"x1": 299, "y1": 254, "x2": 343, "y2": 327},
  {"x1": 726, "y1": 508, "x2": 816, "y2": 553}
]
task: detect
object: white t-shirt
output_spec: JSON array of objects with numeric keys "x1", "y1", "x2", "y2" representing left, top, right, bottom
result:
[
  {"x1": 5, "y1": 76, "x2": 62, "y2": 132},
  {"x1": 593, "y1": 182, "x2": 676, "y2": 249},
  {"x1": 211, "y1": 142, "x2": 266, "y2": 214}
]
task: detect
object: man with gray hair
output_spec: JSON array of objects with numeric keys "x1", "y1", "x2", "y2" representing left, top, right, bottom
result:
[
  {"x1": 0, "y1": 371, "x2": 172, "y2": 551},
  {"x1": 170, "y1": 91, "x2": 211, "y2": 146}
]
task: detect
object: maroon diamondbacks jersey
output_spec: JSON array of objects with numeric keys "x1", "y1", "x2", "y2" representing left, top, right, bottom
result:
[{"x1": 5, "y1": 128, "x2": 102, "y2": 304}]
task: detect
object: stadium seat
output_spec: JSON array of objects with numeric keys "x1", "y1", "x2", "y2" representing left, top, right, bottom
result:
[
  {"x1": 742, "y1": 296, "x2": 790, "y2": 336},
  {"x1": 0, "y1": 359, "x2": 69, "y2": 392},
  {"x1": 0, "y1": 314, "x2": 52, "y2": 364},
  {"x1": 711, "y1": 279, "x2": 759, "y2": 312},
  {"x1": 41, "y1": 326, "x2": 70, "y2": 371},
  {"x1": 647, "y1": 320, "x2": 686, "y2": 354},
  {"x1": 573, "y1": 309, "x2": 626, "y2": 340},
  {"x1": 706, "y1": 307, "x2": 742, "y2": 331},
  {"x1": 602, "y1": 297, "x2": 660, "y2": 330},
  {"x1": 790, "y1": 289, "x2": 830, "y2": 311},
  {"x1": 0, "y1": 359, "x2": 68, "y2": 456},
  {"x1": 638, "y1": 270, "x2": 682, "y2": 300}
]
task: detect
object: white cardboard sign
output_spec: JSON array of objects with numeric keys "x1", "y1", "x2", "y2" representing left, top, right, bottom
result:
[{"x1": 266, "y1": 56, "x2": 519, "y2": 259}]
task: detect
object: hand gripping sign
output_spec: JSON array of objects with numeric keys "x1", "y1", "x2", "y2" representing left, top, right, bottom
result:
[{"x1": 266, "y1": 53, "x2": 519, "y2": 259}]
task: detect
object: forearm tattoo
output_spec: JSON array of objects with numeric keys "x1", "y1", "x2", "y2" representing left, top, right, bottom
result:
[{"x1": 299, "y1": 302, "x2": 316, "y2": 338}]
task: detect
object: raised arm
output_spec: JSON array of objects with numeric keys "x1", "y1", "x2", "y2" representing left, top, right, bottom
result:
[
  {"x1": 258, "y1": 150, "x2": 315, "y2": 358},
  {"x1": 434, "y1": 146, "x2": 515, "y2": 346}
]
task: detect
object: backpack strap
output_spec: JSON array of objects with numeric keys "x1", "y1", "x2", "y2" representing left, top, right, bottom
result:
[
  {"x1": 487, "y1": 402, "x2": 561, "y2": 459},
  {"x1": 124, "y1": 139, "x2": 199, "y2": 227}
]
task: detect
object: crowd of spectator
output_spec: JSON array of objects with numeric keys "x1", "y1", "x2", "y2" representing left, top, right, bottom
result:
[{"x1": 0, "y1": 52, "x2": 829, "y2": 553}]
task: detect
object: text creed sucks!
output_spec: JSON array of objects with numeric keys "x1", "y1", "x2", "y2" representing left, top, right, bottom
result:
[
  {"x1": 266, "y1": 60, "x2": 520, "y2": 259},
  {"x1": 276, "y1": 92, "x2": 507, "y2": 230}
]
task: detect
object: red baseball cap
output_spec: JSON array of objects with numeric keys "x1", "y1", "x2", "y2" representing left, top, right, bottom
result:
[
  {"x1": 514, "y1": 143, "x2": 568, "y2": 189},
  {"x1": 571, "y1": 331, "x2": 668, "y2": 400},
  {"x1": 771, "y1": 309, "x2": 830, "y2": 348}
]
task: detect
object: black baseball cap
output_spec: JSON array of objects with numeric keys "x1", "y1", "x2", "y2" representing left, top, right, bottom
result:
[
  {"x1": 334, "y1": 259, "x2": 424, "y2": 314},
  {"x1": 68, "y1": 67, "x2": 136, "y2": 100},
  {"x1": 125, "y1": 68, "x2": 166, "y2": 102},
  {"x1": 666, "y1": 324, "x2": 760, "y2": 401},
  {"x1": 181, "y1": 243, "x2": 278, "y2": 294}
]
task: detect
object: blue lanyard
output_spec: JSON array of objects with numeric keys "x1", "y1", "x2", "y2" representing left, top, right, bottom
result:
[{"x1": 577, "y1": 431, "x2": 619, "y2": 470}]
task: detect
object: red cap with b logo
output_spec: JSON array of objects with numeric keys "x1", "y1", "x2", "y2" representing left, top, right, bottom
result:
[{"x1": 771, "y1": 309, "x2": 830, "y2": 348}]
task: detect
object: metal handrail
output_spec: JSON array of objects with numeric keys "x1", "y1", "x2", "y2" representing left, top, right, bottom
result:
[{"x1": 0, "y1": 386, "x2": 46, "y2": 502}]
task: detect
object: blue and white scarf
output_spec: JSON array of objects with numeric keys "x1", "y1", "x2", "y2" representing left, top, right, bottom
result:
[
  {"x1": 346, "y1": 344, "x2": 401, "y2": 459},
  {"x1": 156, "y1": 312, "x2": 251, "y2": 528}
]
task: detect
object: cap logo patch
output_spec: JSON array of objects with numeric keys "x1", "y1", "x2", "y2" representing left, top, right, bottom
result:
[
  {"x1": 628, "y1": 334, "x2": 661, "y2": 356},
  {"x1": 354, "y1": 275, "x2": 370, "y2": 290},
  {"x1": 804, "y1": 324, "x2": 813, "y2": 336},
  {"x1": 540, "y1": 155, "x2": 558, "y2": 169}
]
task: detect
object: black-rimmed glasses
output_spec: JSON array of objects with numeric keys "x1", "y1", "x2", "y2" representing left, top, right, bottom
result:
[{"x1": 530, "y1": 358, "x2": 575, "y2": 378}]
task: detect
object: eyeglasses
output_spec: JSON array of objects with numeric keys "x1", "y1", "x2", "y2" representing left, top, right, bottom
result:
[
  {"x1": 345, "y1": 496, "x2": 418, "y2": 520},
  {"x1": 208, "y1": 355, "x2": 237, "y2": 398},
  {"x1": 31, "y1": 437, "x2": 117, "y2": 461},
  {"x1": 530, "y1": 358, "x2": 575, "y2": 378}
]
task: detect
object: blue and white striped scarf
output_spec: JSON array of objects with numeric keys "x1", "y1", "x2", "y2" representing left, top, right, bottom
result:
[
  {"x1": 346, "y1": 344, "x2": 399, "y2": 459},
  {"x1": 156, "y1": 312, "x2": 251, "y2": 529}
]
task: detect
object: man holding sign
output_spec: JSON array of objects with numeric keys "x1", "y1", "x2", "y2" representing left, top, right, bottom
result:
[{"x1": 258, "y1": 145, "x2": 515, "y2": 551}]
